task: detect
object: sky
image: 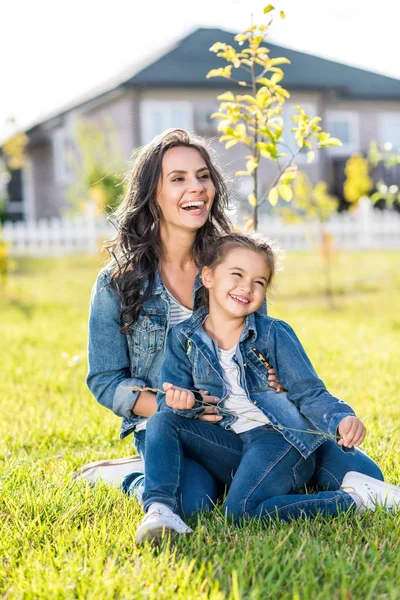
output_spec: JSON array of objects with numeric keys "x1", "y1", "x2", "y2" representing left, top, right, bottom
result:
[{"x1": 1, "y1": 0, "x2": 400, "y2": 138}]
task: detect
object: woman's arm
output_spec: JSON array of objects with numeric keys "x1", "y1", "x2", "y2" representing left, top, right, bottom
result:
[
  {"x1": 268, "y1": 320, "x2": 356, "y2": 437},
  {"x1": 86, "y1": 270, "x2": 148, "y2": 420}
]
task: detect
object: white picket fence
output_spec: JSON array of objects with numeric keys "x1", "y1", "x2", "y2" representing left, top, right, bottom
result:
[{"x1": 2, "y1": 199, "x2": 400, "y2": 256}]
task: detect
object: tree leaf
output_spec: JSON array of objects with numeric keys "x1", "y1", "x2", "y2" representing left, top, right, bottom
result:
[
  {"x1": 278, "y1": 184, "x2": 293, "y2": 202},
  {"x1": 225, "y1": 139, "x2": 239, "y2": 149},
  {"x1": 280, "y1": 10, "x2": 286, "y2": 19},
  {"x1": 248, "y1": 193, "x2": 257, "y2": 206},
  {"x1": 307, "y1": 150, "x2": 315, "y2": 163},
  {"x1": 268, "y1": 187, "x2": 279, "y2": 206},
  {"x1": 244, "y1": 218, "x2": 254, "y2": 231},
  {"x1": 264, "y1": 4, "x2": 275, "y2": 13},
  {"x1": 217, "y1": 91, "x2": 235, "y2": 101}
]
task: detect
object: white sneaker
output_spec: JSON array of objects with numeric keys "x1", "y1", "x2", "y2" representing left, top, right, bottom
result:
[
  {"x1": 341, "y1": 471, "x2": 400, "y2": 512},
  {"x1": 72, "y1": 456, "x2": 144, "y2": 486},
  {"x1": 135, "y1": 503, "x2": 193, "y2": 545}
]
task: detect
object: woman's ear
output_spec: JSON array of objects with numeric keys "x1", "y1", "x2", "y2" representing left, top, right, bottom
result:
[{"x1": 201, "y1": 266, "x2": 213, "y2": 289}]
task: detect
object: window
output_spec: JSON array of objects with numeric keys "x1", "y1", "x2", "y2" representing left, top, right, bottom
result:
[
  {"x1": 281, "y1": 103, "x2": 319, "y2": 162},
  {"x1": 141, "y1": 101, "x2": 194, "y2": 144},
  {"x1": 53, "y1": 128, "x2": 76, "y2": 185},
  {"x1": 194, "y1": 103, "x2": 219, "y2": 135},
  {"x1": 380, "y1": 113, "x2": 400, "y2": 149},
  {"x1": 325, "y1": 111, "x2": 360, "y2": 155}
]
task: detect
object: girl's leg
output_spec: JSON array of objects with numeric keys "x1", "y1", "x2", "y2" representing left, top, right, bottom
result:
[
  {"x1": 123, "y1": 430, "x2": 220, "y2": 516},
  {"x1": 224, "y1": 427, "x2": 355, "y2": 523},
  {"x1": 142, "y1": 411, "x2": 242, "y2": 517},
  {"x1": 310, "y1": 439, "x2": 384, "y2": 490}
]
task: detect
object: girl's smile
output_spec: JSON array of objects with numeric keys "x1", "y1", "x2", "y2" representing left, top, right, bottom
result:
[{"x1": 202, "y1": 247, "x2": 271, "y2": 320}]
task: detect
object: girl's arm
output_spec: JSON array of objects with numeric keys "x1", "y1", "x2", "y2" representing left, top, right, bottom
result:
[
  {"x1": 86, "y1": 270, "x2": 150, "y2": 420},
  {"x1": 157, "y1": 327, "x2": 206, "y2": 419},
  {"x1": 268, "y1": 320, "x2": 356, "y2": 438}
]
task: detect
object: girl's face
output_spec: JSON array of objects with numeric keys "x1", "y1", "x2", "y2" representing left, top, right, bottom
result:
[
  {"x1": 202, "y1": 247, "x2": 270, "y2": 318},
  {"x1": 156, "y1": 146, "x2": 216, "y2": 232}
]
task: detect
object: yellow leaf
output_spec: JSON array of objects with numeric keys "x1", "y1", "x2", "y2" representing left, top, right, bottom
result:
[
  {"x1": 226, "y1": 139, "x2": 239, "y2": 149},
  {"x1": 326, "y1": 137, "x2": 343, "y2": 147},
  {"x1": 236, "y1": 170, "x2": 250, "y2": 176},
  {"x1": 244, "y1": 218, "x2": 254, "y2": 231},
  {"x1": 278, "y1": 184, "x2": 293, "y2": 202},
  {"x1": 280, "y1": 10, "x2": 286, "y2": 19},
  {"x1": 268, "y1": 187, "x2": 279, "y2": 206},
  {"x1": 238, "y1": 81, "x2": 248, "y2": 86},
  {"x1": 217, "y1": 91, "x2": 235, "y2": 101},
  {"x1": 307, "y1": 150, "x2": 315, "y2": 163},
  {"x1": 264, "y1": 4, "x2": 275, "y2": 13},
  {"x1": 248, "y1": 193, "x2": 257, "y2": 206}
]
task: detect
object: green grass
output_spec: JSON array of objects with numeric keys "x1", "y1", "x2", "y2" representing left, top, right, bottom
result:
[{"x1": 1, "y1": 251, "x2": 399, "y2": 599}]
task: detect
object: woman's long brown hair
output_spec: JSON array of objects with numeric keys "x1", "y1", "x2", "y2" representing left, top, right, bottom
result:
[{"x1": 106, "y1": 129, "x2": 232, "y2": 331}]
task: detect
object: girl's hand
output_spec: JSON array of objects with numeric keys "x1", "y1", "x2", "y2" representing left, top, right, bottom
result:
[
  {"x1": 163, "y1": 382, "x2": 196, "y2": 410},
  {"x1": 268, "y1": 367, "x2": 287, "y2": 394},
  {"x1": 337, "y1": 416, "x2": 366, "y2": 448},
  {"x1": 198, "y1": 390, "x2": 223, "y2": 423}
]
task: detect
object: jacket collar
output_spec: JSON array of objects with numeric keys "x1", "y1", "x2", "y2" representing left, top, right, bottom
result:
[{"x1": 181, "y1": 306, "x2": 258, "y2": 342}]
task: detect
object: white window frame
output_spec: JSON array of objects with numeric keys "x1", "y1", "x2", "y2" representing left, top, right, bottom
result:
[
  {"x1": 53, "y1": 128, "x2": 76, "y2": 185},
  {"x1": 379, "y1": 112, "x2": 400, "y2": 150},
  {"x1": 141, "y1": 101, "x2": 194, "y2": 145},
  {"x1": 282, "y1": 103, "x2": 319, "y2": 164},
  {"x1": 325, "y1": 111, "x2": 360, "y2": 156}
]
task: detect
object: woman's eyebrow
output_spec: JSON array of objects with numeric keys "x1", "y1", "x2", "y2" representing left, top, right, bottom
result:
[{"x1": 167, "y1": 167, "x2": 209, "y2": 176}]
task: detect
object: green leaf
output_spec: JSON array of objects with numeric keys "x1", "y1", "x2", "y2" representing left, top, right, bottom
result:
[
  {"x1": 268, "y1": 187, "x2": 279, "y2": 206},
  {"x1": 248, "y1": 193, "x2": 257, "y2": 206},
  {"x1": 264, "y1": 4, "x2": 275, "y2": 13}
]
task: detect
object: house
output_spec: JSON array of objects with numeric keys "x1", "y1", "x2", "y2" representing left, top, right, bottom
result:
[{"x1": 6, "y1": 27, "x2": 400, "y2": 221}]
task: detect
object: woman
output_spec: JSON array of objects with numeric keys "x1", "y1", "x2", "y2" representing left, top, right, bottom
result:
[{"x1": 86, "y1": 129, "x2": 280, "y2": 515}]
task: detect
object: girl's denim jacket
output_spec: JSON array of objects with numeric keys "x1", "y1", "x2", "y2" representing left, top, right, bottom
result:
[
  {"x1": 157, "y1": 307, "x2": 356, "y2": 459},
  {"x1": 86, "y1": 264, "x2": 203, "y2": 439}
]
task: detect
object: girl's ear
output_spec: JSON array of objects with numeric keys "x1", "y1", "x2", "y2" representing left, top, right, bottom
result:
[{"x1": 201, "y1": 266, "x2": 213, "y2": 289}]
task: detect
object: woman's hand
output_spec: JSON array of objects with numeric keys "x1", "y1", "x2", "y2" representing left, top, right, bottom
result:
[
  {"x1": 337, "y1": 416, "x2": 366, "y2": 448},
  {"x1": 198, "y1": 390, "x2": 223, "y2": 423},
  {"x1": 268, "y1": 367, "x2": 286, "y2": 393}
]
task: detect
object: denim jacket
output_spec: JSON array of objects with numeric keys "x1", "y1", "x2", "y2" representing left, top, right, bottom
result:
[
  {"x1": 86, "y1": 263, "x2": 203, "y2": 439},
  {"x1": 157, "y1": 307, "x2": 356, "y2": 458}
]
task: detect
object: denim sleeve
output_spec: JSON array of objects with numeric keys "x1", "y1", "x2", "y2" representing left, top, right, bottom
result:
[
  {"x1": 157, "y1": 327, "x2": 205, "y2": 419},
  {"x1": 268, "y1": 320, "x2": 356, "y2": 436},
  {"x1": 86, "y1": 270, "x2": 146, "y2": 420}
]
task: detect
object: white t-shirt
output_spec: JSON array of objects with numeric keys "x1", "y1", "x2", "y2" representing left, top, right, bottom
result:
[
  {"x1": 135, "y1": 291, "x2": 193, "y2": 433},
  {"x1": 218, "y1": 345, "x2": 271, "y2": 434}
]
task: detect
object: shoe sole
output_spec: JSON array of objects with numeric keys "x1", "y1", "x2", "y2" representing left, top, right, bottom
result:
[
  {"x1": 343, "y1": 471, "x2": 400, "y2": 507},
  {"x1": 72, "y1": 456, "x2": 143, "y2": 480},
  {"x1": 135, "y1": 526, "x2": 192, "y2": 546}
]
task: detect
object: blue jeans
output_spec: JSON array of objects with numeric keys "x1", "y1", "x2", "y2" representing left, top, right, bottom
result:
[
  {"x1": 140, "y1": 413, "x2": 384, "y2": 522},
  {"x1": 224, "y1": 426, "x2": 384, "y2": 523},
  {"x1": 141, "y1": 411, "x2": 243, "y2": 515}
]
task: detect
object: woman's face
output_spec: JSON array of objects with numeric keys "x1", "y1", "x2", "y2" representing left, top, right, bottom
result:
[{"x1": 156, "y1": 146, "x2": 216, "y2": 232}]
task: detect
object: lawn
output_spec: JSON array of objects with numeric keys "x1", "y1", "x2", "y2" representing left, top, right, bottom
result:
[{"x1": 1, "y1": 250, "x2": 399, "y2": 599}]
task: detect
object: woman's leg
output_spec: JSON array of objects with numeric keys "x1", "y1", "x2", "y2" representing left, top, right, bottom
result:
[
  {"x1": 224, "y1": 427, "x2": 355, "y2": 523},
  {"x1": 310, "y1": 439, "x2": 384, "y2": 490},
  {"x1": 141, "y1": 411, "x2": 242, "y2": 517}
]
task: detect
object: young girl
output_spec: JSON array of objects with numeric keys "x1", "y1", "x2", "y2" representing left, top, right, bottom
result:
[{"x1": 135, "y1": 232, "x2": 400, "y2": 543}]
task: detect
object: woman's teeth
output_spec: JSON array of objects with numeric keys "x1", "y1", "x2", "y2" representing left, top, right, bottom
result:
[{"x1": 181, "y1": 201, "x2": 205, "y2": 211}]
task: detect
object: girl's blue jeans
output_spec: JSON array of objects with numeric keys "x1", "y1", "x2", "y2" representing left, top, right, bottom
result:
[
  {"x1": 139, "y1": 412, "x2": 383, "y2": 521},
  {"x1": 131, "y1": 420, "x2": 242, "y2": 517}
]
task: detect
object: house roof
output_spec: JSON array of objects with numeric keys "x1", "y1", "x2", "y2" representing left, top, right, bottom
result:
[
  {"x1": 126, "y1": 28, "x2": 400, "y2": 100},
  {"x1": 26, "y1": 27, "x2": 400, "y2": 136}
]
